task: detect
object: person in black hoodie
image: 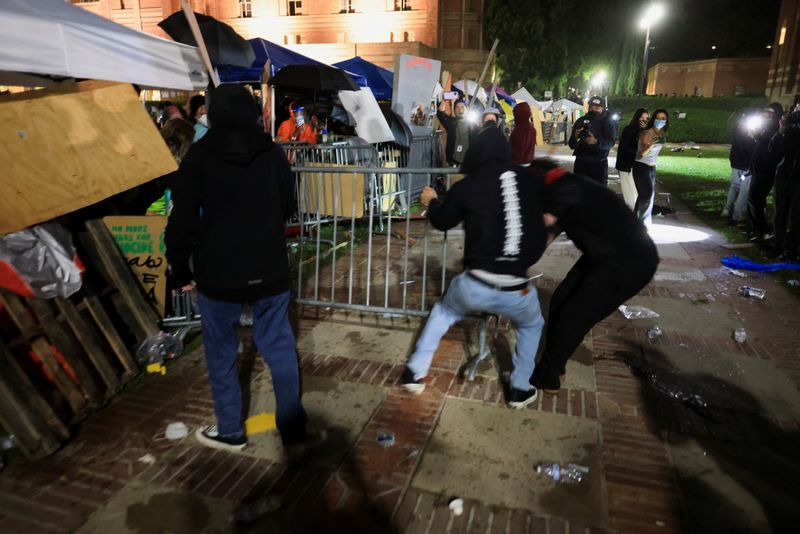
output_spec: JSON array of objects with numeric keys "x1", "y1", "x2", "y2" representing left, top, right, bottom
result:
[
  {"x1": 568, "y1": 96, "x2": 618, "y2": 186},
  {"x1": 401, "y1": 127, "x2": 548, "y2": 408},
  {"x1": 747, "y1": 103, "x2": 784, "y2": 241},
  {"x1": 615, "y1": 108, "x2": 649, "y2": 210},
  {"x1": 165, "y1": 84, "x2": 319, "y2": 455},
  {"x1": 722, "y1": 111, "x2": 757, "y2": 222},
  {"x1": 769, "y1": 110, "x2": 800, "y2": 260},
  {"x1": 528, "y1": 159, "x2": 659, "y2": 394}
]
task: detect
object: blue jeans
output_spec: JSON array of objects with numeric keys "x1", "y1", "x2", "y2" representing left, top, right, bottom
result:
[
  {"x1": 725, "y1": 167, "x2": 751, "y2": 221},
  {"x1": 406, "y1": 272, "x2": 544, "y2": 391},
  {"x1": 197, "y1": 290, "x2": 306, "y2": 444}
]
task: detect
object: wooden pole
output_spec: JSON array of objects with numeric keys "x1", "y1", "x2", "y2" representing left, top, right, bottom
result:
[
  {"x1": 180, "y1": 0, "x2": 220, "y2": 87},
  {"x1": 468, "y1": 38, "x2": 499, "y2": 109},
  {"x1": 261, "y1": 59, "x2": 272, "y2": 133}
]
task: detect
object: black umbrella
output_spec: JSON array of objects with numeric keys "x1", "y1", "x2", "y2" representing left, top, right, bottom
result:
[
  {"x1": 270, "y1": 64, "x2": 360, "y2": 92},
  {"x1": 379, "y1": 103, "x2": 412, "y2": 146},
  {"x1": 158, "y1": 11, "x2": 255, "y2": 68}
]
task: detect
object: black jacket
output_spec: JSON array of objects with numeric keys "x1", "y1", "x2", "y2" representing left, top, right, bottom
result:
[
  {"x1": 615, "y1": 124, "x2": 641, "y2": 173},
  {"x1": 427, "y1": 127, "x2": 547, "y2": 277},
  {"x1": 437, "y1": 110, "x2": 476, "y2": 165},
  {"x1": 542, "y1": 172, "x2": 659, "y2": 266},
  {"x1": 165, "y1": 86, "x2": 292, "y2": 302},
  {"x1": 771, "y1": 127, "x2": 800, "y2": 182},
  {"x1": 730, "y1": 128, "x2": 756, "y2": 171},
  {"x1": 750, "y1": 120, "x2": 782, "y2": 179},
  {"x1": 568, "y1": 111, "x2": 617, "y2": 163}
]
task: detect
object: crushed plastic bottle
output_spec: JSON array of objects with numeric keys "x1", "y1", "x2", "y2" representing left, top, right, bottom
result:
[
  {"x1": 135, "y1": 331, "x2": 184, "y2": 365},
  {"x1": 618, "y1": 305, "x2": 660, "y2": 319},
  {"x1": 238, "y1": 306, "x2": 254, "y2": 327},
  {"x1": 376, "y1": 429, "x2": 396, "y2": 448},
  {"x1": 738, "y1": 286, "x2": 766, "y2": 300},
  {"x1": 0, "y1": 435, "x2": 15, "y2": 451},
  {"x1": 535, "y1": 462, "x2": 589, "y2": 484},
  {"x1": 733, "y1": 328, "x2": 747, "y2": 343},
  {"x1": 647, "y1": 326, "x2": 663, "y2": 340},
  {"x1": 788, "y1": 279, "x2": 800, "y2": 287}
]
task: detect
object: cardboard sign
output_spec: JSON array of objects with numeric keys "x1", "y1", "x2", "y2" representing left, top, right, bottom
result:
[
  {"x1": 103, "y1": 216, "x2": 168, "y2": 316},
  {"x1": 338, "y1": 87, "x2": 395, "y2": 144},
  {"x1": 391, "y1": 54, "x2": 442, "y2": 136}
]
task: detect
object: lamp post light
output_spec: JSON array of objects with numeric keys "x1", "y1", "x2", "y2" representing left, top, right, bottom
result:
[
  {"x1": 591, "y1": 71, "x2": 609, "y2": 107},
  {"x1": 639, "y1": 3, "x2": 666, "y2": 95}
]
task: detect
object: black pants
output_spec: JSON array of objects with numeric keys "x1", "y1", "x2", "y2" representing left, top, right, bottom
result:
[
  {"x1": 773, "y1": 177, "x2": 800, "y2": 256},
  {"x1": 747, "y1": 171, "x2": 775, "y2": 236},
  {"x1": 632, "y1": 161, "x2": 656, "y2": 223},
  {"x1": 531, "y1": 253, "x2": 659, "y2": 390},
  {"x1": 573, "y1": 158, "x2": 609, "y2": 186}
]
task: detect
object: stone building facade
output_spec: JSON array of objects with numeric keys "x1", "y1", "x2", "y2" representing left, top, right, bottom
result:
[
  {"x1": 71, "y1": 0, "x2": 490, "y2": 81},
  {"x1": 645, "y1": 58, "x2": 770, "y2": 98},
  {"x1": 767, "y1": 0, "x2": 800, "y2": 108}
]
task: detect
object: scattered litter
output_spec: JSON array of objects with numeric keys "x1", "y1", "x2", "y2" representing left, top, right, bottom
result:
[
  {"x1": 535, "y1": 462, "x2": 589, "y2": 484},
  {"x1": 788, "y1": 279, "x2": 800, "y2": 287},
  {"x1": 0, "y1": 436, "x2": 15, "y2": 451},
  {"x1": 647, "y1": 326, "x2": 663, "y2": 340},
  {"x1": 727, "y1": 269, "x2": 747, "y2": 278},
  {"x1": 245, "y1": 412, "x2": 277, "y2": 436},
  {"x1": 136, "y1": 331, "x2": 183, "y2": 365},
  {"x1": 164, "y1": 422, "x2": 188, "y2": 440},
  {"x1": 399, "y1": 280, "x2": 416, "y2": 285},
  {"x1": 656, "y1": 520, "x2": 666, "y2": 527},
  {"x1": 137, "y1": 453, "x2": 156, "y2": 465},
  {"x1": 146, "y1": 362, "x2": 167, "y2": 375},
  {"x1": 238, "y1": 307, "x2": 254, "y2": 327},
  {"x1": 733, "y1": 328, "x2": 747, "y2": 343},
  {"x1": 448, "y1": 498, "x2": 464, "y2": 516},
  {"x1": 232, "y1": 495, "x2": 282, "y2": 523},
  {"x1": 738, "y1": 286, "x2": 766, "y2": 300},
  {"x1": 670, "y1": 147, "x2": 684, "y2": 152},
  {"x1": 376, "y1": 429, "x2": 396, "y2": 448},
  {"x1": 619, "y1": 305, "x2": 660, "y2": 319},
  {"x1": 404, "y1": 446, "x2": 420, "y2": 460}
]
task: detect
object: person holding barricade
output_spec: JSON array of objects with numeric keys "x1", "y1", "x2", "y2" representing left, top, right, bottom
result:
[{"x1": 401, "y1": 126, "x2": 548, "y2": 409}]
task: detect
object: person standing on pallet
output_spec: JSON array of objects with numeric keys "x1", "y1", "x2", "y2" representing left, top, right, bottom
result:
[
  {"x1": 165, "y1": 84, "x2": 323, "y2": 456},
  {"x1": 527, "y1": 159, "x2": 660, "y2": 394},
  {"x1": 401, "y1": 126, "x2": 548, "y2": 409}
]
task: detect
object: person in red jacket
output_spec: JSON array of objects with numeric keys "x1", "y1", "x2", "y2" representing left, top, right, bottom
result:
[{"x1": 510, "y1": 102, "x2": 536, "y2": 166}]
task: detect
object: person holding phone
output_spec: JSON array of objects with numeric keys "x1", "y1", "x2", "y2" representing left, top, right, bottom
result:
[
  {"x1": 568, "y1": 96, "x2": 617, "y2": 186},
  {"x1": 632, "y1": 109, "x2": 669, "y2": 225},
  {"x1": 615, "y1": 108, "x2": 649, "y2": 210}
]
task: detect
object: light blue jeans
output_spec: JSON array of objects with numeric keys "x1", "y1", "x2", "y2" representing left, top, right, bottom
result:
[
  {"x1": 407, "y1": 272, "x2": 544, "y2": 391},
  {"x1": 725, "y1": 167, "x2": 752, "y2": 221}
]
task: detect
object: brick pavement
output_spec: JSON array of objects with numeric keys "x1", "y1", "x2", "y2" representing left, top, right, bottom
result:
[{"x1": 1, "y1": 196, "x2": 799, "y2": 533}]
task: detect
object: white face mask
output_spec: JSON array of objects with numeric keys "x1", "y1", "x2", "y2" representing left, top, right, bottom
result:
[{"x1": 196, "y1": 114, "x2": 208, "y2": 127}]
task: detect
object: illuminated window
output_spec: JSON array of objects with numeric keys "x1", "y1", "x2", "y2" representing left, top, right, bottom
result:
[
  {"x1": 283, "y1": 34, "x2": 301, "y2": 44},
  {"x1": 393, "y1": 0, "x2": 412, "y2": 10},
  {"x1": 340, "y1": 0, "x2": 355, "y2": 13},
  {"x1": 238, "y1": 0, "x2": 252, "y2": 18},
  {"x1": 779, "y1": 26, "x2": 787, "y2": 45},
  {"x1": 288, "y1": 0, "x2": 302, "y2": 16},
  {"x1": 72, "y1": 0, "x2": 99, "y2": 3}
]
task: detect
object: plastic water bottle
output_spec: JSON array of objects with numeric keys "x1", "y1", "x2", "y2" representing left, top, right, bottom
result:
[
  {"x1": 647, "y1": 326, "x2": 663, "y2": 339},
  {"x1": 135, "y1": 331, "x2": 183, "y2": 365},
  {"x1": 738, "y1": 286, "x2": 766, "y2": 300},
  {"x1": 733, "y1": 328, "x2": 747, "y2": 343},
  {"x1": 535, "y1": 462, "x2": 589, "y2": 484}
]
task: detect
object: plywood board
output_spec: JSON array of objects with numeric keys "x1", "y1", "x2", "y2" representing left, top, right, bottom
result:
[
  {"x1": 0, "y1": 81, "x2": 177, "y2": 234},
  {"x1": 299, "y1": 165, "x2": 365, "y2": 219},
  {"x1": 103, "y1": 216, "x2": 168, "y2": 316}
]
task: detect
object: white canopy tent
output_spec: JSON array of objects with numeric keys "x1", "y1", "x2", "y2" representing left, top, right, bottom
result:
[
  {"x1": 453, "y1": 79, "x2": 487, "y2": 104},
  {"x1": 546, "y1": 98, "x2": 583, "y2": 113},
  {"x1": 0, "y1": 0, "x2": 208, "y2": 90}
]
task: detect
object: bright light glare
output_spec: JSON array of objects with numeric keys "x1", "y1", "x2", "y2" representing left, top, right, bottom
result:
[
  {"x1": 745, "y1": 114, "x2": 764, "y2": 132},
  {"x1": 466, "y1": 110, "x2": 480, "y2": 124},
  {"x1": 647, "y1": 224, "x2": 710, "y2": 244},
  {"x1": 591, "y1": 71, "x2": 607, "y2": 87},
  {"x1": 639, "y1": 3, "x2": 666, "y2": 29}
]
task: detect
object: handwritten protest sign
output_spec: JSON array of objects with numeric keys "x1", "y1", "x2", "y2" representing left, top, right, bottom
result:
[{"x1": 103, "y1": 216, "x2": 167, "y2": 316}]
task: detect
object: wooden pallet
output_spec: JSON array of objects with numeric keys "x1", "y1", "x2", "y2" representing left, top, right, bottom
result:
[{"x1": 0, "y1": 219, "x2": 161, "y2": 458}]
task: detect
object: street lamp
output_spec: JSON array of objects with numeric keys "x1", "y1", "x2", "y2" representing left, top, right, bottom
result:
[
  {"x1": 591, "y1": 71, "x2": 609, "y2": 107},
  {"x1": 638, "y1": 3, "x2": 666, "y2": 95}
]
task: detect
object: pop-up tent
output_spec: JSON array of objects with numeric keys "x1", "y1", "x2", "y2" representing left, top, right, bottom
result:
[
  {"x1": 333, "y1": 56, "x2": 394, "y2": 100},
  {"x1": 546, "y1": 99, "x2": 583, "y2": 112},
  {"x1": 218, "y1": 38, "x2": 328, "y2": 83},
  {"x1": 0, "y1": 0, "x2": 208, "y2": 90}
]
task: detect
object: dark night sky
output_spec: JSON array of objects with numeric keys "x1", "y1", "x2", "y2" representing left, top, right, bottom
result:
[{"x1": 642, "y1": 0, "x2": 782, "y2": 63}]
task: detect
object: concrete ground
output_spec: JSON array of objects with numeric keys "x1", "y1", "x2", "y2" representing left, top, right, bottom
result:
[{"x1": 1, "y1": 148, "x2": 799, "y2": 533}]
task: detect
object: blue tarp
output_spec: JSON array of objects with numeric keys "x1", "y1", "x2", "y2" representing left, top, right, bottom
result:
[
  {"x1": 721, "y1": 255, "x2": 800, "y2": 272},
  {"x1": 333, "y1": 56, "x2": 394, "y2": 100},
  {"x1": 218, "y1": 38, "x2": 331, "y2": 83}
]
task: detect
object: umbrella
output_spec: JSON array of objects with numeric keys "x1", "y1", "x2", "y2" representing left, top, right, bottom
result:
[
  {"x1": 453, "y1": 80, "x2": 487, "y2": 103},
  {"x1": 270, "y1": 64, "x2": 360, "y2": 92},
  {"x1": 158, "y1": 10, "x2": 254, "y2": 68},
  {"x1": 0, "y1": 0, "x2": 207, "y2": 90},
  {"x1": 332, "y1": 56, "x2": 394, "y2": 100},
  {"x1": 379, "y1": 103, "x2": 412, "y2": 146}
]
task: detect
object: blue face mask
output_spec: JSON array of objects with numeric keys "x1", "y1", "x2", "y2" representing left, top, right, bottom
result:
[{"x1": 654, "y1": 119, "x2": 667, "y2": 130}]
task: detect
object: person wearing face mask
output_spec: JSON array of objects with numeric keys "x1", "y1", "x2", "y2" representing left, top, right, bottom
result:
[
  {"x1": 437, "y1": 98, "x2": 476, "y2": 167},
  {"x1": 275, "y1": 103, "x2": 299, "y2": 143},
  {"x1": 193, "y1": 104, "x2": 209, "y2": 142},
  {"x1": 481, "y1": 106, "x2": 501, "y2": 130},
  {"x1": 290, "y1": 110, "x2": 317, "y2": 145},
  {"x1": 632, "y1": 109, "x2": 669, "y2": 225},
  {"x1": 568, "y1": 96, "x2": 618, "y2": 186},
  {"x1": 615, "y1": 108, "x2": 649, "y2": 210}
]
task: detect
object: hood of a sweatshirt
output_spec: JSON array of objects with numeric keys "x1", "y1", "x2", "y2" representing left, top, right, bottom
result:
[
  {"x1": 461, "y1": 124, "x2": 511, "y2": 174},
  {"x1": 204, "y1": 84, "x2": 274, "y2": 166},
  {"x1": 513, "y1": 102, "x2": 532, "y2": 122}
]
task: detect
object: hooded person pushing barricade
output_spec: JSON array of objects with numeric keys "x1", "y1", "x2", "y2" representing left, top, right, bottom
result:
[
  {"x1": 165, "y1": 84, "x2": 324, "y2": 457},
  {"x1": 401, "y1": 126, "x2": 548, "y2": 408}
]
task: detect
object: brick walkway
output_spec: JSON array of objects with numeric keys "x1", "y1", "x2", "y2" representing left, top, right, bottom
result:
[{"x1": 1, "y1": 187, "x2": 799, "y2": 533}]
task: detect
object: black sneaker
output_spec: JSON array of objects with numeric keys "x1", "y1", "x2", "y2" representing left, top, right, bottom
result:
[
  {"x1": 400, "y1": 366, "x2": 425, "y2": 394},
  {"x1": 195, "y1": 425, "x2": 247, "y2": 452},
  {"x1": 508, "y1": 386, "x2": 538, "y2": 409}
]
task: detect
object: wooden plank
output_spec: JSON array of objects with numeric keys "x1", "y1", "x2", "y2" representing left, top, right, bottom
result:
[
  {"x1": 26, "y1": 298, "x2": 104, "y2": 406},
  {"x1": 84, "y1": 219, "x2": 160, "y2": 343},
  {"x1": 54, "y1": 298, "x2": 122, "y2": 397},
  {"x1": 0, "y1": 81, "x2": 177, "y2": 234},
  {"x1": 30, "y1": 338, "x2": 88, "y2": 419},
  {"x1": 0, "y1": 378, "x2": 61, "y2": 458},
  {"x1": 0, "y1": 291, "x2": 36, "y2": 331},
  {"x1": 83, "y1": 294, "x2": 138, "y2": 378},
  {"x1": 0, "y1": 342, "x2": 69, "y2": 441}
]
